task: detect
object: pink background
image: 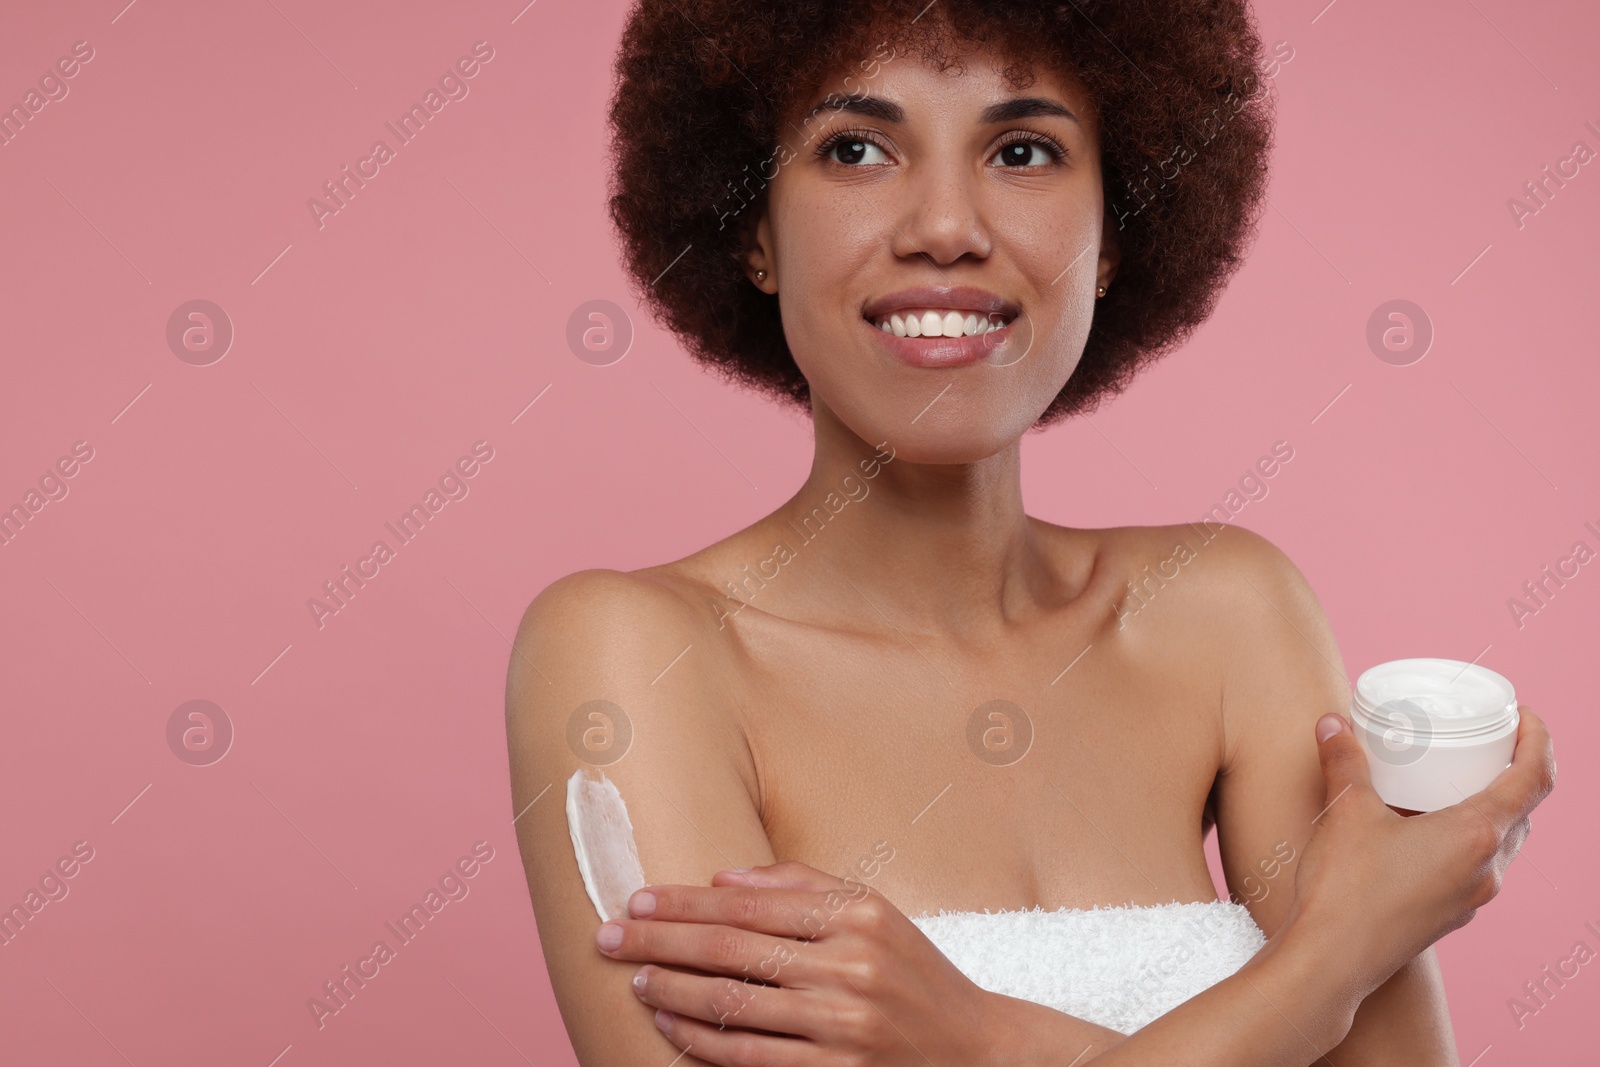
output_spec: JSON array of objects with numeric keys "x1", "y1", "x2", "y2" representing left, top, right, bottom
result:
[{"x1": 1, "y1": 0, "x2": 1595, "y2": 1063}]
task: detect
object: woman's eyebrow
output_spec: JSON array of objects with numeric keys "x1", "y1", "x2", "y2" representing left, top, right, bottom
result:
[
  {"x1": 806, "y1": 93, "x2": 1079, "y2": 127},
  {"x1": 981, "y1": 96, "x2": 1079, "y2": 126}
]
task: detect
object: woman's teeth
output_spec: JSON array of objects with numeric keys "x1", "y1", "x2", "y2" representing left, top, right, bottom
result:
[{"x1": 872, "y1": 309, "x2": 1010, "y2": 338}]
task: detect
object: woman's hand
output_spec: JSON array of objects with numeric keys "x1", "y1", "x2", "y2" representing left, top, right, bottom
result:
[
  {"x1": 1286, "y1": 704, "x2": 1555, "y2": 1000},
  {"x1": 593, "y1": 861, "x2": 1018, "y2": 1067}
]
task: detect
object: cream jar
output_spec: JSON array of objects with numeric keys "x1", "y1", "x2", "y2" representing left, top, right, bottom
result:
[{"x1": 1350, "y1": 658, "x2": 1520, "y2": 813}]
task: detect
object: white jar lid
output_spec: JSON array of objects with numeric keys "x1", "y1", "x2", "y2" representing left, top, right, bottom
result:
[{"x1": 1353, "y1": 658, "x2": 1517, "y2": 741}]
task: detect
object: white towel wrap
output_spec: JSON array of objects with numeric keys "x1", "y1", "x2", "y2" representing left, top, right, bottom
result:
[{"x1": 909, "y1": 900, "x2": 1268, "y2": 1035}]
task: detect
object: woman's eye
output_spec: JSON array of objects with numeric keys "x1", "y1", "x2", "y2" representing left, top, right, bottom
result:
[
  {"x1": 992, "y1": 140, "x2": 1054, "y2": 168},
  {"x1": 826, "y1": 138, "x2": 889, "y2": 166}
]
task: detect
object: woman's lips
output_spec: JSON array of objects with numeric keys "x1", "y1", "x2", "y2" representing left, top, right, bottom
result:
[{"x1": 861, "y1": 312, "x2": 1016, "y2": 368}]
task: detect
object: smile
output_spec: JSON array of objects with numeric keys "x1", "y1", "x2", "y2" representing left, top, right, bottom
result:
[
  {"x1": 869, "y1": 308, "x2": 1016, "y2": 338},
  {"x1": 859, "y1": 285, "x2": 1023, "y2": 368},
  {"x1": 860, "y1": 310, "x2": 1018, "y2": 369}
]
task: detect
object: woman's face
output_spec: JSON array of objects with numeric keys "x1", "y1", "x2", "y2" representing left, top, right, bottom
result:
[{"x1": 749, "y1": 42, "x2": 1118, "y2": 464}]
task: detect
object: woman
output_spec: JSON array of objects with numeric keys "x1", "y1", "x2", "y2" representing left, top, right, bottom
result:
[{"x1": 506, "y1": 1, "x2": 1555, "y2": 1063}]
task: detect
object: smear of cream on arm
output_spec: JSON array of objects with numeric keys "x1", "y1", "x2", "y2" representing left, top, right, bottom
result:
[{"x1": 565, "y1": 768, "x2": 647, "y2": 922}]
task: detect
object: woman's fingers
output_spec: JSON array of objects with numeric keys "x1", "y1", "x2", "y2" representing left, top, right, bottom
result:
[
  {"x1": 1413, "y1": 706, "x2": 1554, "y2": 913},
  {"x1": 1312, "y1": 712, "x2": 1383, "y2": 818},
  {"x1": 633, "y1": 964, "x2": 826, "y2": 1039},
  {"x1": 1481, "y1": 706, "x2": 1556, "y2": 824},
  {"x1": 597, "y1": 916, "x2": 815, "y2": 982},
  {"x1": 629, "y1": 880, "x2": 873, "y2": 939},
  {"x1": 712, "y1": 859, "x2": 853, "y2": 892},
  {"x1": 651, "y1": 1007, "x2": 815, "y2": 1067}
]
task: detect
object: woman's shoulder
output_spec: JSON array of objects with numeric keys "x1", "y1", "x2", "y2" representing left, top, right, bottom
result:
[
  {"x1": 506, "y1": 565, "x2": 754, "y2": 785},
  {"x1": 1032, "y1": 518, "x2": 1308, "y2": 599},
  {"x1": 1049, "y1": 517, "x2": 1287, "y2": 560},
  {"x1": 1028, "y1": 519, "x2": 1326, "y2": 663},
  {"x1": 511, "y1": 566, "x2": 729, "y2": 686},
  {"x1": 516, "y1": 551, "x2": 747, "y2": 643},
  {"x1": 1096, "y1": 520, "x2": 1346, "y2": 738},
  {"x1": 517, "y1": 565, "x2": 699, "y2": 631},
  {"x1": 1132, "y1": 521, "x2": 1321, "y2": 612}
]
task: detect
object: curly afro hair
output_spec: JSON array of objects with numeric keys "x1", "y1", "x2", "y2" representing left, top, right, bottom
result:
[{"x1": 606, "y1": 0, "x2": 1277, "y2": 426}]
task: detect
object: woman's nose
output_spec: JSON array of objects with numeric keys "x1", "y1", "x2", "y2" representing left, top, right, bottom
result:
[{"x1": 889, "y1": 160, "x2": 994, "y2": 267}]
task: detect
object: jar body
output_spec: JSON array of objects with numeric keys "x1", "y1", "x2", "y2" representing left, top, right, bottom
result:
[
  {"x1": 1352, "y1": 704, "x2": 1519, "y2": 811},
  {"x1": 1349, "y1": 658, "x2": 1519, "y2": 813}
]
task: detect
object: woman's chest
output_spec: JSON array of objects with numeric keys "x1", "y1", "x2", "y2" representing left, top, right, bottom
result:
[{"x1": 720, "y1": 615, "x2": 1227, "y2": 917}]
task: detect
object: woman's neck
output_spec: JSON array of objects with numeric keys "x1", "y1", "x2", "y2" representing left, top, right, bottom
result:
[{"x1": 759, "y1": 402, "x2": 1085, "y2": 642}]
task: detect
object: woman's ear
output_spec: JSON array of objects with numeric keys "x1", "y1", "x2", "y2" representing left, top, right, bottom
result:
[
  {"x1": 742, "y1": 212, "x2": 777, "y2": 292},
  {"x1": 1097, "y1": 207, "x2": 1122, "y2": 294}
]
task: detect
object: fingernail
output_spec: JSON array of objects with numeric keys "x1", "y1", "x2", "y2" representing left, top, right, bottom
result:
[
  {"x1": 655, "y1": 1009, "x2": 674, "y2": 1032},
  {"x1": 632, "y1": 968, "x2": 648, "y2": 995},
  {"x1": 1316, "y1": 714, "x2": 1344, "y2": 743},
  {"x1": 630, "y1": 890, "x2": 656, "y2": 917},
  {"x1": 596, "y1": 923, "x2": 623, "y2": 951}
]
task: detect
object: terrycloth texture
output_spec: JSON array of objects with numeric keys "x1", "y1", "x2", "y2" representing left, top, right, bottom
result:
[{"x1": 909, "y1": 901, "x2": 1267, "y2": 1036}]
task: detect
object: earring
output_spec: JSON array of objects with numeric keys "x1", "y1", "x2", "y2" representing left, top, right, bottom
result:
[
  {"x1": 1096, "y1": 285, "x2": 1106, "y2": 298},
  {"x1": 755, "y1": 270, "x2": 767, "y2": 282}
]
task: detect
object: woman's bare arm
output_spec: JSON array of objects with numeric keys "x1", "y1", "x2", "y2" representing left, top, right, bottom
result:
[
  {"x1": 1202, "y1": 524, "x2": 1459, "y2": 1064},
  {"x1": 987, "y1": 910, "x2": 1364, "y2": 1063},
  {"x1": 505, "y1": 568, "x2": 778, "y2": 1066}
]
